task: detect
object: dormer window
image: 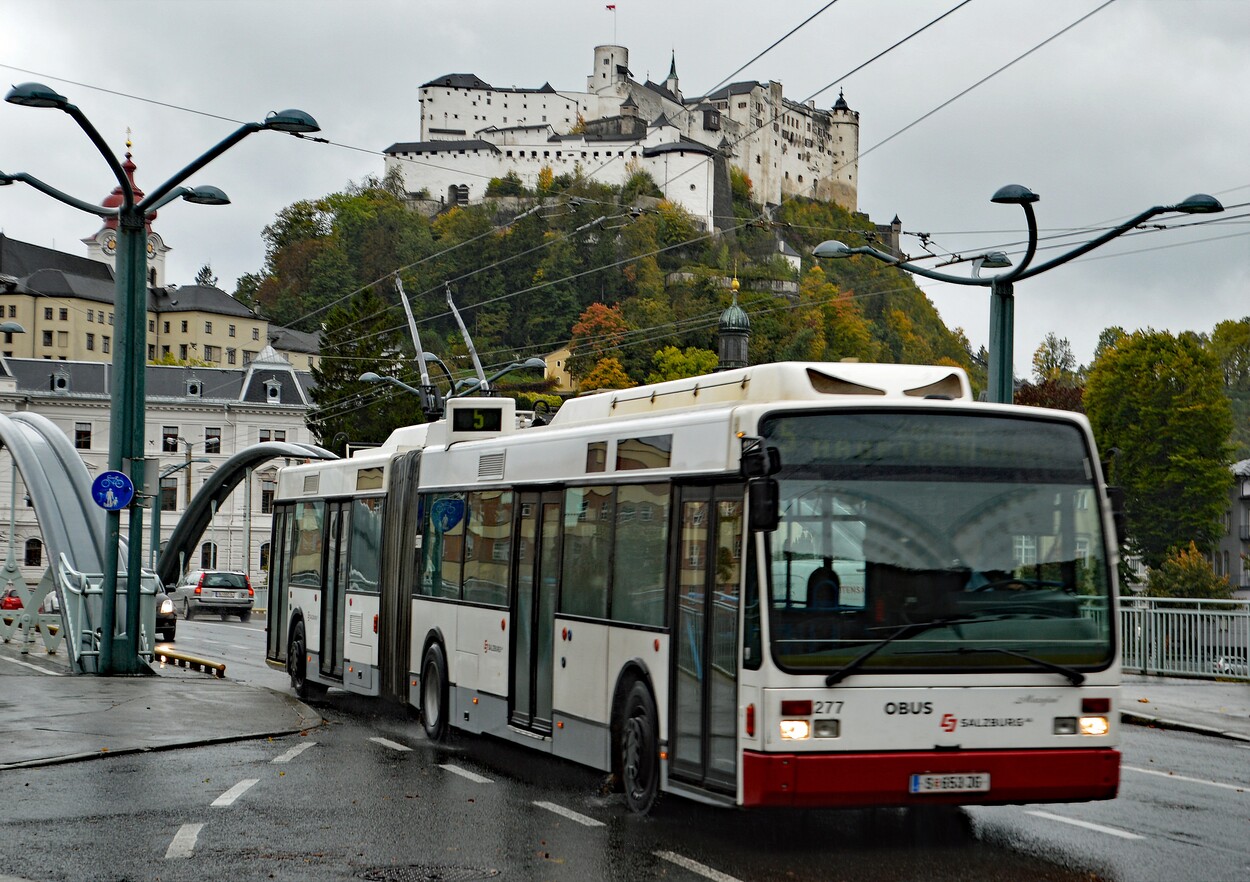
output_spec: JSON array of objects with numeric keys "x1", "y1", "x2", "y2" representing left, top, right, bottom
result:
[
  {"x1": 50, "y1": 371, "x2": 70, "y2": 393},
  {"x1": 264, "y1": 379, "x2": 282, "y2": 403},
  {"x1": 186, "y1": 379, "x2": 202, "y2": 398}
]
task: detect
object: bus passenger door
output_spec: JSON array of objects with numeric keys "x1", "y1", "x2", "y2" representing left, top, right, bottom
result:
[
  {"x1": 320, "y1": 501, "x2": 349, "y2": 680},
  {"x1": 670, "y1": 485, "x2": 743, "y2": 793},
  {"x1": 511, "y1": 490, "x2": 560, "y2": 734}
]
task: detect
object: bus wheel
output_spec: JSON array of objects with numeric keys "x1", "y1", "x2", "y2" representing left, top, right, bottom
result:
[
  {"x1": 621, "y1": 680, "x2": 660, "y2": 814},
  {"x1": 421, "y1": 642, "x2": 449, "y2": 742},
  {"x1": 288, "y1": 620, "x2": 325, "y2": 699}
]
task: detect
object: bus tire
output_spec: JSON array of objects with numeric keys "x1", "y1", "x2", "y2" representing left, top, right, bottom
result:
[
  {"x1": 421, "y1": 642, "x2": 449, "y2": 742},
  {"x1": 620, "y1": 679, "x2": 660, "y2": 814},
  {"x1": 288, "y1": 619, "x2": 326, "y2": 699}
]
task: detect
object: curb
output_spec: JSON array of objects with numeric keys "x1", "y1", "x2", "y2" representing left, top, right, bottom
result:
[
  {"x1": 152, "y1": 648, "x2": 226, "y2": 678},
  {"x1": 1121, "y1": 710, "x2": 1250, "y2": 743}
]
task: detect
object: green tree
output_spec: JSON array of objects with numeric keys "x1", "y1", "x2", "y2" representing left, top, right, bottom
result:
[
  {"x1": 485, "y1": 171, "x2": 527, "y2": 197},
  {"x1": 1145, "y1": 541, "x2": 1233, "y2": 599},
  {"x1": 308, "y1": 286, "x2": 423, "y2": 451},
  {"x1": 1084, "y1": 330, "x2": 1233, "y2": 568},
  {"x1": 645, "y1": 345, "x2": 718, "y2": 383},
  {"x1": 194, "y1": 264, "x2": 218, "y2": 288}
]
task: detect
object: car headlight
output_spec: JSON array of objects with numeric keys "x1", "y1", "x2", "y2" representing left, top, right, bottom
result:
[{"x1": 159, "y1": 598, "x2": 175, "y2": 615}]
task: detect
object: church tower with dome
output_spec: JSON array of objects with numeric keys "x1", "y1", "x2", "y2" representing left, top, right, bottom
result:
[{"x1": 716, "y1": 277, "x2": 750, "y2": 371}]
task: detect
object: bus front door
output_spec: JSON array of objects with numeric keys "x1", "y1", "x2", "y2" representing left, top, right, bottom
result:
[
  {"x1": 670, "y1": 486, "x2": 742, "y2": 793},
  {"x1": 510, "y1": 490, "x2": 560, "y2": 733},
  {"x1": 320, "y1": 501, "x2": 348, "y2": 680}
]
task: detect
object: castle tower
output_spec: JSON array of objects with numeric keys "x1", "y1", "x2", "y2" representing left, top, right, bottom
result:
[
  {"x1": 81, "y1": 143, "x2": 170, "y2": 287},
  {"x1": 590, "y1": 44, "x2": 630, "y2": 94},
  {"x1": 717, "y1": 277, "x2": 750, "y2": 371},
  {"x1": 819, "y1": 89, "x2": 860, "y2": 212}
]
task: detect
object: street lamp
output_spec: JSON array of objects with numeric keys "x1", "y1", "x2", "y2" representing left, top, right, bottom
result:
[
  {"x1": 450, "y1": 357, "x2": 548, "y2": 399},
  {"x1": 2, "y1": 82, "x2": 318, "y2": 674},
  {"x1": 814, "y1": 185, "x2": 1224, "y2": 404},
  {"x1": 359, "y1": 371, "x2": 425, "y2": 398}
]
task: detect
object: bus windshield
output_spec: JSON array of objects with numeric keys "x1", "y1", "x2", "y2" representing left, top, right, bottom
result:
[{"x1": 759, "y1": 410, "x2": 1114, "y2": 675}]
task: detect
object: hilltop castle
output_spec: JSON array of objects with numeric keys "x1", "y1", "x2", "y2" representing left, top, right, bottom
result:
[{"x1": 384, "y1": 44, "x2": 859, "y2": 230}]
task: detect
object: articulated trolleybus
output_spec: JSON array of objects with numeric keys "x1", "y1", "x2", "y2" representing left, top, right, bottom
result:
[{"x1": 266, "y1": 362, "x2": 1121, "y2": 813}]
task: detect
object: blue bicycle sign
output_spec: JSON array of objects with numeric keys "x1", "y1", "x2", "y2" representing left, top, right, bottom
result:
[{"x1": 92, "y1": 470, "x2": 135, "y2": 510}]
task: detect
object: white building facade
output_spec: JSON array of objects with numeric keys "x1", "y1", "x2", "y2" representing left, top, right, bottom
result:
[
  {"x1": 386, "y1": 44, "x2": 859, "y2": 222},
  {"x1": 0, "y1": 348, "x2": 314, "y2": 588}
]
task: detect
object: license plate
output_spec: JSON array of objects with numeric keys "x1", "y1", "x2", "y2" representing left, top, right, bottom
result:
[
  {"x1": 909, "y1": 773, "x2": 990, "y2": 794},
  {"x1": 214, "y1": 591, "x2": 239, "y2": 599}
]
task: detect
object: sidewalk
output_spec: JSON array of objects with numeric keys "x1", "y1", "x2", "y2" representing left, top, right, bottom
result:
[
  {"x1": 1120, "y1": 671, "x2": 1250, "y2": 742},
  {"x1": 1, "y1": 638, "x2": 1246, "y2": 769},
  {"x1": 0, "y1": 640, "x2": 320, "y2": 770}
]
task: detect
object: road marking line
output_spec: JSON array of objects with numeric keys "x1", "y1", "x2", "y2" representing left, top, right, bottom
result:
[
  {"x1": 211, "y1": 778, "x2": 260, "y2": 807},
  {"x1": 533, "y1": 800, "x2": 605, "y2": 827},
  {"x1": 1124, "y1": 764, "x2": 1248, "y2": 793},
  {"x1": 165, "y1": 823, "x2": 203, "y2": 859},
  {"x1": 0, "y1": 655, "x2": 67, "y2": 675},
  {"x1": 1025, "y1": 810, "x2": 1142, "y2": 840},
  {"x1": 369, "y1": 737, "x2": 411, "y2": 752},
  {"x1": 272, "y1": 742, "x2": 316, "y2": 763},
  {"x1": 439, "y1": 763, "x2": 492, "y2": 784},
  {"x1": 655, "y1": 850, "x2": 745, "y2": 882}
]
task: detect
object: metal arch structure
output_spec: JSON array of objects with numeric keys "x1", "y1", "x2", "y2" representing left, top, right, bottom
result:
[
  {"x1": 156, "y1": 442, "x2": 337, "y2": 587},
  {"x1": 0, "y1": 411, "x2": 109, "y2": 577}
]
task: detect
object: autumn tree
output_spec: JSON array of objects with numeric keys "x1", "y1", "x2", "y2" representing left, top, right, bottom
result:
[
  {"x1": 580, "y1": 357, "x2": 633, "y2": 391},
  {"x1": 1084, "y1": 330, "x2": 1233, "y2": 568},
  {"x1": 1032, "y1": 333, "x2": 1078, "y2": 384},
  {"x1": 568, "y1": 302, "x2": 628, "y2": 381},
  {"x1": 1145, "y1": 541, "x2": 1233, "y2": 599}
]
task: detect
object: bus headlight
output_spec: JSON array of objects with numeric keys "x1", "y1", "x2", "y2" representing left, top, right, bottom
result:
[
  {"x1": 1079, "y1": 716, "x2": 1109, "y2": 736},
  {"x1": 779, "y1": 719, "x2": 811, "y2": 740}
]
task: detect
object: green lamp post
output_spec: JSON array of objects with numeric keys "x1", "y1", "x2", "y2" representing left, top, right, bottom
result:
[
  {"x1": 814, "y1": 186, "x2": 1223, "y2": 404},
  {"x1": 2, "y1": 82, "x2": 318, "y2": 673}
]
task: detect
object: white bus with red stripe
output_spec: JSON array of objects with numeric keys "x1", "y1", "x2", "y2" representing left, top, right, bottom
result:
[{"x1": 266, "y1": 361, "x2": 1121, "y2": 812}]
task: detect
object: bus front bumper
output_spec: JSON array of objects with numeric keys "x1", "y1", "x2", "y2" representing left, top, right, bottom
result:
[{"x1": 741, "y1": 747, "x2": 1120, "y2": 807}]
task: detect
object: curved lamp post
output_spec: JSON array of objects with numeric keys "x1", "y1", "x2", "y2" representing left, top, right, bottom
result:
[
  {"x1": 2, "y1": 82, "x2": 318, "y2": 674},
  {"x1": 359, "y1": 371, "x2": 425, "y2": 398},
  {"x1": 450, "y1": 357, "x2": 548, "y2": 400},
  {"x1": 814, "y1": 185, "x2": 1223, "y2": 404}
]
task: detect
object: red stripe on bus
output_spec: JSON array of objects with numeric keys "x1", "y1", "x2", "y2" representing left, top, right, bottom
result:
[{"x1": 741, "y1": 748, "x2": 1120, "y2": 808}]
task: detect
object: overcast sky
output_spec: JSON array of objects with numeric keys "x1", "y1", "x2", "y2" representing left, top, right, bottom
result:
[{"x1": 1, "y1": 0, "x2": 1246, "y2": 375}]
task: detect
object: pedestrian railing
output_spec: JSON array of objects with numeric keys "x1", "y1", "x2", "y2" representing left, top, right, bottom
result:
[{"x1": 1120, "y1": 596, "x2": 1250, "y2": 681}]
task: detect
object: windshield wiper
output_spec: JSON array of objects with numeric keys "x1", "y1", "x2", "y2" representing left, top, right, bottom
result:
[
  {"x1": 942, "y1": 646, "x2": 1085, "y2": 686},
  {"x1": 825, "y1": 615, "x2": 979, "y2": 686}
]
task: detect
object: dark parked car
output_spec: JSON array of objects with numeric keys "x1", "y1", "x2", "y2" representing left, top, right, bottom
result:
[
  {"x1": 153, "y1": 576, "x2": 177, "y2": 642},
  {"x1": 170, "y1": 570, "x2": 254, "y2": 621}
]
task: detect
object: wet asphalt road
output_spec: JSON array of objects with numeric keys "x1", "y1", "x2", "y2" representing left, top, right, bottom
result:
[{"x1": 0, "y1": 619, "x2": 1246, "y2": 881}]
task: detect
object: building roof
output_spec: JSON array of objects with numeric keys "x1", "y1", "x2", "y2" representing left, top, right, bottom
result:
[
  {"x1": 699, "y1": 81, "x2": 761, "y2": 102},
  {"x1": 151, "y1": 285, "x2": 257, "y2": 318},
  {"x1": 642, "y1": 138, "x2": 714, "y2": 158},
  {"x1": 0, "y1": 234, "x2": 113, "y2": 283},
  {"x1": 3, "y1": 357, "x2": 314, "y2": 406},
  {"x1": 18, "y1": 268, "x2": 117, "y2": 304},
  {"x1": 643, "y1": 81, "x2": 680, "y2": 104},
  {"x1": 269, "y1": 325, "x2": 321, "y2": 354},
  {"x1": 421, "y1": 74, "x2": 557, "y2": 95},
  {"x1": 422, "y1": 73, "x2": 494, "y2": 90},
  {"x1": 1233, "y1": 459, "x2": 1250, "y2": 477},
  {"x1": 383, "y1": 139, "x2": 501, "y2": 155}
]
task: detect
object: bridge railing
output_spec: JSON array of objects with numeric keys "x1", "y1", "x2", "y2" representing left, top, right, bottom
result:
[
  {"x1": 57, "y1": 554, "x2": 158, "y2": 674},
  {"x1": 1120, "y1": 596, "x2": 1249, "y2": 681}
]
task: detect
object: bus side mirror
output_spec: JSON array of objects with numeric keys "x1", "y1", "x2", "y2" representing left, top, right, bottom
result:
[
  {"x1": 1106, "y1": 486, "x2": 1127, "y2": 547},
  {"x1": 748, "y1": 478, "x2": 780, "y2": 533},
  {"x1": 741, "y1": 444, "x2": 780, "y2": 478}
]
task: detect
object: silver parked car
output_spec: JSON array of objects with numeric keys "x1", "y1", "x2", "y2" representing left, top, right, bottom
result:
[
  {"x1": 1212, "y1": 653, "x2": 1248, "y2": 677},
  {"x1": 170, "y1": 570, "x2": 254, "y2": 622}
]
